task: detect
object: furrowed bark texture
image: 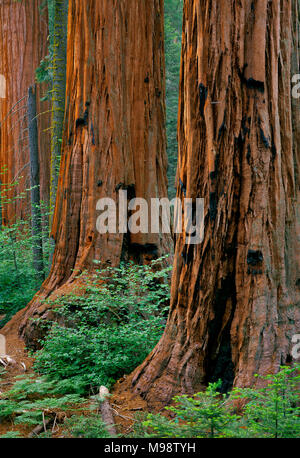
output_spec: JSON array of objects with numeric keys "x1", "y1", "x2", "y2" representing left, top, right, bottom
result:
[
  {"x1": 19, "y1": 0, "x2": 172, "y2": 346},
  {"x1": 0, "y1": 0, "x2": 50, "y2": 224},
  {"x1": 129, "y1": 0, "x2": 300, "y2": 406}
]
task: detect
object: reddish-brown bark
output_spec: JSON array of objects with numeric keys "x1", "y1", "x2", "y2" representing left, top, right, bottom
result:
[
  {"x1": 128, "y1": 0, "x2": 300, "y2": 406},
  {"x1": 19, "y1": 0, "x2": 172, "y2": 346},
  {"x1": 0, "y1": 0, "x2": 50, "y2": 224}
]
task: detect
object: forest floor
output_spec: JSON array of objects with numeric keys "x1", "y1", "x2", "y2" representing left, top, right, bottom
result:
[
  {"x1": 0, "y1": 311, "x2": 34, "y2": 436},
  {"x1": 0, "y1": 311, "x2": 151, "y2": 437}
]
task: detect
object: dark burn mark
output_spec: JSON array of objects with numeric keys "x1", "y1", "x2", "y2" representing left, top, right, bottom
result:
[
  {"x1": 198, "y1": 83, "x2": 208, "y2": 117},
  {"x1": 235, "y1": 133, "x2": 244, "y2": 157},
  {"x1": 83, "y1": 107, "x2": 89, "y2": 124},
  {"x1": 181, "y1": 245, "x2": 194, "y2": 266},
  {"x1": 179, "y1": 178, "x2": 186, "y2": 196},
  {"x1": 242, "y1": 125, "x2": 250, "y2": 137},
  {"x1": 76, "y1": 102, "x2": 90, "y2": 129},
  {"x1": 218, "y1": 111, "x2": 227, "y2": 141},
  {"x1": 115, "y1": 182, "x2": 136, "y2": 200},
  {"x1": 75, "y1": 118, "x2": 86, "y2": 128},
  {"x1": 246, "y1": 144, "x2": 251, "y2": 164},
  {"x1": 155, "y1": 88, "x2": 161, "y2": 98},
  {"x1": 91, "y1": 122, "x2": 95, "y2": 145},
  {"x1": 259, "y1": 127, "x2": 270, "y2": 149},
  {"x1": 247, "y1": 268, "x2": 262, "y2": 275},
  {"x1": 206, "y1": 275, "x2": 236, "y2": 393},
  {"x1": 245, "y1": 77, "x2": 265, "y2": 93},
  {"x1": 183, "y1": 244, "x2": 194, "y2": 265},
  {"x1": 130, "y1": 243, "x2": 158, "y2": 257},
  {"x1": 144, "y1": 75, "x2": 149, "y2": 83},
  {"x1": 218, "y1": 121, "x2": 226, "y2": 140},
  {"x1": 285, "y1": 354, "x2": 293, "y2": 363},
  {"x1": 181, "y1": 250, "x2": 187, "y2": 265},
  {"x1": 239, "y1": 65, "x2": 265, "y2": 93},
  {"x1": 214, "y1": 154, "x2": 220, "y2": 175},
  {"x1": 97, "y1": 180, "x2": 103, "y2": 187},
  {"x1": 247, "y1": 249, "x2": 263, "y2": 266},
  {"x1": 115, "y1": 182, "x2": 124, "y2": 192},
  {"x1": 126, "y1": 184, "x2": 136, "y2": 200},
  {"x1": 271, "y1": 143, "x2": 276, "y2": 160},
  {"x1": 130, "y1": 243, "x2": 160, "y2": 264},
  {"x1": 209, "y1": 192, "x2": 217, "y2": 221}
]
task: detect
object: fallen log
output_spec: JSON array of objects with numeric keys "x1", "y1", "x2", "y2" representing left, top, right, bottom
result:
[
  {"x1": 99, "y1": 386, "x2": 117, "y2": 437},
  {"x1": 28, "y1": 418, "x2": 52, "y2": 437}
]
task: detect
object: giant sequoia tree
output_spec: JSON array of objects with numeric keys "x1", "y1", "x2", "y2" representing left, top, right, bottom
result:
[
  {"x1": 127, "y1": 0, "x2": 300, "y2": 406},
  {"x1": 0, "y1": 0, "x2": 50, "y2": 224},
  {"x1": 18, "y1": 0, "x2": 172, "y2": 345}
]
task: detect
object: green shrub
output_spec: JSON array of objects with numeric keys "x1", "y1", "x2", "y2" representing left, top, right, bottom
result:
[
  {"x1": 0, "y1": 374, "x2": 84, "y2": 429},
  {"x1": 232, "y1": 365, "x2": 300, "y2": 438},
  {"x1": 138, "y1": 381, "x2": 240, "y2": 438},
  {"x1": 62, "y1": 414, "x2": 110, "y2": 438},
  {"x1": 0, "y1": 431, "x2": 22, "y2": 438},
  {"x1": 33, "y1": 258, "x2": 171, "y2": 394},
  {"x1": 0, "y1": 200, "x2": 50, "y2": 328},
  {"x1": 135, "y1": 365, "x2": 300, "y2": 439}
]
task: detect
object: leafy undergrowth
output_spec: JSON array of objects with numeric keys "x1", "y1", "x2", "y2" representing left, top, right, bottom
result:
[
  {"x1": 0, "y1": 257, "x2": 299, "y2": 438},
  {"x1": 134, "y1": 366, "x2": 300, "y2": 438},
  {"x1": 0, "y1": 365, "x2": 299, "y2": 438},
  {"x1": 0, "y1": 213, "x2": 50, "y2": 329},
  {"x1": 0, "y1": 258, "x2": 171, "y2": 438},
  {"x1": 33, "y1": 258, "x2": 171, "y2": 394}
]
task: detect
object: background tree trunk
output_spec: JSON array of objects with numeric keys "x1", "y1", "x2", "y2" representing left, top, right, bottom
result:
[
  {"x1": 49, "y1": 0, "x2": 69, "y2": 219},
  {"x1": 0, "y1": 0, "x2": 50, "y2": 225},
  {"x1": 18, "y1": 0, "x2": 172, "y2": 347},
  {"x1": 127, "y1": 0, "x2": 300, "y2": 407},
  {"x1": 28, "y1": 85, "x2": 44, "y2": 283}
]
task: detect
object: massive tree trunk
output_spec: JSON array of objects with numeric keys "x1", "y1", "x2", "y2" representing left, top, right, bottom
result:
[
  {"x1": 128, "y1": 0, "x2": 300, "y2": 406},
  {"x1": 0, "y1": 0, "x2": 50, "y2": 225},
  {"x1": 18, "y1": 0, "x2": 172, "y2": 347}
]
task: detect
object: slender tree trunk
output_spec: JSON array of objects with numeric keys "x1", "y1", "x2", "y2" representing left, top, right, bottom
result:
[
  {"x1": 17, "y1": 0, "x2": 172, "y2": 348},
  {"x1": 0, "y1": 0, "x2": 51, "y2": 225},
  {"x1": 127, "y1": 0, "x2": 300, "y2": 407},
  {"x1": 49, "y1": 0, "x2": 69, "y2": 219},
  {"x1": 28, "y1": 85, "x2": 44, "y2": 283}
]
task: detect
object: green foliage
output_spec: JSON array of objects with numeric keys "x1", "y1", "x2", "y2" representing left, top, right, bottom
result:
[
  {"x1": 138, "y1": 381, "x2": 240, "y2": 438},
  {"x1": 0, "y1": 178, "x2": 51, "y2": 326},
  {"x1": 232, "y1": 365, "x2": 300, "y2": 438},
  {"x1": 0, "y1": 367, "x2": 6, "y2": 380},
  {"x1": 135, "y1": 366, "x2": 300, "y2": 439},
  {"x1": 0, "y1": 431, "x2": 22, "y2": 438},
  {"x1": 62, "y1": 414, "x2": 110, "y2": 438},
  {"x1": 0, "y1": 374, "x2": 83, "y2": 430},
  {"x1": 35, "y1": 1, "x2": 53, "y2": 101},
  {"x1": 33, "y1": 258, "x2": 171, "y2": 394},
  {"x1": 0, "y1": 217, "x2": 50, "y2": 327}
]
